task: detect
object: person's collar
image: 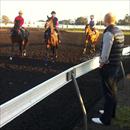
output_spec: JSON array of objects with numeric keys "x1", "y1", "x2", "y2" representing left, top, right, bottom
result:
[{"x1": 105, "y1": 23, "x2": 115, "y2": 27}]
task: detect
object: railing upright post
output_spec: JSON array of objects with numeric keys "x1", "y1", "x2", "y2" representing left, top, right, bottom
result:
[
  {"x1": 120, "y1": 61, "x2": 126, "y2": 87},
  {"x1": 71, "y1": 73, "x2": 87, "y2": 130}
]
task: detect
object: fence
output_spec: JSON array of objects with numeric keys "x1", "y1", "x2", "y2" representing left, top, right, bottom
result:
[
  {"x1": 0, "y1": 46, "x2": 130, "y2": 128},
  {"x1": 0, "y1": 23, "x2": 130, "y2": 30}
]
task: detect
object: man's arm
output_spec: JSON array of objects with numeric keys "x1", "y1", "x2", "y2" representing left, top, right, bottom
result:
[
  {"x1": 99, "y1": 32, "x2": 114, "y2": 67},
  {"x1": 20, "y1": 17, "x2": 24, "y2": 26}
]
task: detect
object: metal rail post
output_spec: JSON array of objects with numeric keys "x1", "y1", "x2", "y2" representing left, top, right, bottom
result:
[
  {"x1": 120, "y1": 61, "x2": 126, "y2": 87},
  {"x1": 71, "y1": 73, "x2": 87, "y2": 130}
]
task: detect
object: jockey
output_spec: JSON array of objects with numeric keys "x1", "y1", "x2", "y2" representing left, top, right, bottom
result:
[
  {"x1": 89, "y1": 15, "x2": 95, "y2": 30},
  {"x1": 51, "y1": 11, "x2": 60, "y2": 43},
  {"x1": 51, "y1": 11, "x2": 59, "y2": 30},
  {"x1": 14, "y1": 10, "x2": 25, "y2": 40},
  {"x1": 45, "y1": 11, "x2": 60, "y2": 43}
]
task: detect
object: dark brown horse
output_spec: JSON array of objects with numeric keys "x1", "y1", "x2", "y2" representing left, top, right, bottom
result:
[{"x1": 10, "y1": 21, "x2": 29, "y2": 59}]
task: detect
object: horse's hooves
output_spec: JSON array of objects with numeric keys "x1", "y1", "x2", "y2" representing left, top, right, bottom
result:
[
  {"x1": 83, "y1": 51, "x2": 86, "y2": 55},
  {"x1": 23, "y1": 53, "x2": 27, "y2": 57},
  {"x1": 9, "y1": 56, "x2": 13, "y2": 61},
  {"x1": 52, "y1": 60, "x2": 55, "y2": 63}
]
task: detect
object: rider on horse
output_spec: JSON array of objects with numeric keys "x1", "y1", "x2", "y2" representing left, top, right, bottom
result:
[
  {"x1": 12, "y1": 10, "x2": 26, "y2": 41},
  {"x1": 44, "y1": 11, "x2": 60, "y2": 43},
  {"x1": 89, "y1": 15, "x2": 95, "y2": 30}
]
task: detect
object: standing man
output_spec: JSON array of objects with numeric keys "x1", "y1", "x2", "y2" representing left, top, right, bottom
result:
[{"x1": 92, "y1": 12, "x2": 124, "y2": 125}]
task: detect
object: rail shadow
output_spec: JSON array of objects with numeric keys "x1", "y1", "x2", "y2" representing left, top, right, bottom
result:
[{"x1": 0, "y1": 55, "x2": 74, "y2": 72}]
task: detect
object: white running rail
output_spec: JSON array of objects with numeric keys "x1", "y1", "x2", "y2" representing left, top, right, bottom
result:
[{"x1": 0, "y1": 47, "x2": 130, "y2": 128}]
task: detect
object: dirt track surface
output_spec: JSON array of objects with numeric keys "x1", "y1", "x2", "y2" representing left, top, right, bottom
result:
[
  {"x1": 0, "y1": 29, "x2": 130, "y2": 130},
  {"x1": 0, "y1": 28, "x2": 96, "y2": 104}
]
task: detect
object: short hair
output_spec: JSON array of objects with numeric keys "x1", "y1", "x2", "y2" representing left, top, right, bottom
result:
[{"x1": 104, "y1": 12, "x2": 116, "y2": 24}]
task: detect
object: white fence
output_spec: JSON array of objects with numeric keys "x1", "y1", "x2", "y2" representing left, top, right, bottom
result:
[
  {"x1": 0, "y1": 23, "x2": 130, "y2": 30},
  {"x1": 0, "y1": 47, "x2": 130, "y2": 128}
]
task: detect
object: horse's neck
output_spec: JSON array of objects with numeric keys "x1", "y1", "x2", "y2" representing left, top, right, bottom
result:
[
  {"x1": 50, "y1": 22, "x2": 55, "y2": 33},
  {"x1": 85, "y1": 27, "x2": 91, "y2": 34}
]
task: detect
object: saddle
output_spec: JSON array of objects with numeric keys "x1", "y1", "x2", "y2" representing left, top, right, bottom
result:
[
  {"x1": 11, "y1": 26, "x2": 29, "y2": 40},
  {"x1": 45, "y1": 28, "x2": 58, "y2": 40}
]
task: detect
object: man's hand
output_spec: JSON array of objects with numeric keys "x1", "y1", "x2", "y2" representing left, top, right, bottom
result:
[{"x1": 99, "y1": 62, "x2": 105, "y2": 68}]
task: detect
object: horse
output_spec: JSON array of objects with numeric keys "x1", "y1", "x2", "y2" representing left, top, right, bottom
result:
[
  {"x1": 44, "y1": 16, "x2": 60, "y2": 63},
  {"x1": 10, "y1": 21, "x2": 29, "y2": 59},
  {"x1": 83, "y1": 24, "x2": 99, "y2": 54}
]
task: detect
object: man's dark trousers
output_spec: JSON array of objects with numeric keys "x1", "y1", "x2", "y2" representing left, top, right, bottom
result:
[{"x1": 100, "y1": 64, "x2": 120, "y2": 125}]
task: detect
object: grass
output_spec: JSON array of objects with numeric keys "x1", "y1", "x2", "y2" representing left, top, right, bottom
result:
[
  {"x1": 1, "y1": 27, "x2": 130, "y2": 35},
  {"x1": 113, "y1": 106, "x2": 130, "y2": 128},
  {"x1": 61, "y1": 28, "x2": 130, "y2": 35}
]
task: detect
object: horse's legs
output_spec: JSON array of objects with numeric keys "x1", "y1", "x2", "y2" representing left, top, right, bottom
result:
[
  {"x1": 52, "y1": 46, "x2": 54, "y2": 58},
  {"x1": 19, "y1": 42, "x2": 23, "y2": 56},
  {"x1": 83, "y1": 40, "x2": 88, "y2": 54},
  {"x1": 45, "y1": 44, "x2": 49, "y2": 58},
  {"x1": 51, "y1": 46, "x2": 55, "y2": 62},
  {"x1": 10, "y1": 41, "x2": 14, "y2": 60},
  {"x1": 55, "y1": 47, "x2": 58, "y2": 59},
  {"x1": 44, "y1": 44, "x2": 49, "y2": 65},
  {"x1": 90, "y1": 43, "x2": 95, "y2": 54},
  {"x1": 11, "y1": 42, "x2": 14, "y2": 56},
  {"x1": 22, "y1": 39, "x2": 28, "y2": 56},
  {"x1": 93, "y1": 44, "x2": 96, "y2": 52},
  {"x1": 20, "y1": 40, "x2": 26, "y2": 56}
]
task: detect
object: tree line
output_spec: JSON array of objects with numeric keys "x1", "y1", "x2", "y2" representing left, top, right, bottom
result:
[
  {"x1": 1, "y1": 14, "x2": 130, "y2": 25},
  {"x1": 60, "y1": 14, "x2": 130, "y2": 25}
]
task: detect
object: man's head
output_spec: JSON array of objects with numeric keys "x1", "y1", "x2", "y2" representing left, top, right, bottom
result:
[
  {"x1": 51, "y1": 11, "x2": 56, "y2": 17},
  {"x1": 104, "y1": 12, "x2": 116, "y2": 26},
  {"x1": 19, "y1": 10, "x2": 23, "y2": 16},
  {"x1": 90, "y1": 15, "x2": 94, "y2": 20}
]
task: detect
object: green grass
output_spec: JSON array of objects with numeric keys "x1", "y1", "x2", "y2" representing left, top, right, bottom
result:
[
  {"x1": 61, "y1": 28, "x2": 130, "y2": 35},
  {"x1": 113, "y1": 106, "x2": 130, "y2": 128},
  {"x1": 123, "y1": 31, "x2": 130, "y2": 35}
]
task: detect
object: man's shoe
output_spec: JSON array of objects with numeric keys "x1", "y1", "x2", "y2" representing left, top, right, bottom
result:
[
  {"x1": 92, "y1": 118, "x2": 103, "y2": 125},
  {"x1": 99, "y1": 110, "x2": 115, "y2": 118},
  {"x1": 99, "y1": 110, "x2": 104, "y2": 114}
]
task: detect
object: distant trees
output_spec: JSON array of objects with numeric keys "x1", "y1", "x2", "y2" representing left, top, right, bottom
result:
[
  {"x1": 59, "y1": 19, "x2": 75, "y2": 25},
  {"x1": 75, "y1": 17, "x2": 88, "y2": 25},
  {"x1": 96, "y1": 20, "x2": 104, "y2": 25},
  {"x1": 117, "y1": 14, "x2": 130, "y2": 25},
  {"x1": 59, "y1": 20, "x2": 70, "y2": 25},
  {"x1": 96, "y1": 14, "x2": 130, "y2": 25},
  {"x1": 2, "y1": 15, "x2": 10, "y2": 25},
  {"x1": 51, "y1": 14, "x2": 130, "y2": 26},
  {"x1": 60, "y1": 17, "x2": 88, "y2": 25}
]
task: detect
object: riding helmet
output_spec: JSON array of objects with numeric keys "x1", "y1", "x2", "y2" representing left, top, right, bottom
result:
[{"x1": 51, "y1": 11, "x2": 56, "y2": 14}]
